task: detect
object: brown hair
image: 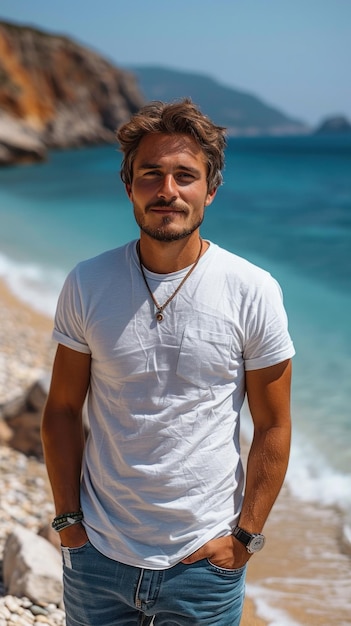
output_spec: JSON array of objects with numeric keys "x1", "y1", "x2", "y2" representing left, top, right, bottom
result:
[{"x1": 116, "y1": 98, "x2": 227, "y2": 191}]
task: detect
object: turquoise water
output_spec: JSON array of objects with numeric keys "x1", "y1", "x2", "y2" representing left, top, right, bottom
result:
[{"x1": 0, "y1": 135, "x2": 350, "y2": 515}]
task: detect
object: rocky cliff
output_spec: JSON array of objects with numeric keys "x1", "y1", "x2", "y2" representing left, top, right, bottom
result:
[{"x1": 0, "y1": 21, "x2": 144, "y2": 165}]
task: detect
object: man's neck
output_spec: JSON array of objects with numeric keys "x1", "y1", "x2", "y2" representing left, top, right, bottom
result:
[{"x1": 138, "y1": 232, "x2": 208, "y2": 274}]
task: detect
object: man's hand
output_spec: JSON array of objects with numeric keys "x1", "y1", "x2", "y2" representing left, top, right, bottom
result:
[
  {"x1": 60, "y1": 523, "x2": 89, "y2": 548},
  {"x1": 181, "y1": 535, "x2": 250, "y2": 570}
]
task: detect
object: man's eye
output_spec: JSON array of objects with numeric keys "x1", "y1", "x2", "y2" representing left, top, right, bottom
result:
[
  {"x1": 143, "y1": 171, "x2": 161, "y2": 178},
  {"x1": 177, "y1": 173, "x2": 194, "y2": 181}
]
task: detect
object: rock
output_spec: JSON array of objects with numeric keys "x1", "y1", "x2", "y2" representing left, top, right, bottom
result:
[
  {"x1": 3, "y1": 525, "x2": 63, "y2": 606},
  {"x1": 0, "y1": 417, "x2": 12, "y2": 445},
  {"x1": 27, "y1": 376, "x2": 51, "y2": 412},
  {"x1": 0, "y1": 20, "x2": 145, "y2": 166},
  {"x1": 38, "y1": 523, "x2": 61, "y2": 553},
  {"x1": 1, "y1": 374, "x2": 89, "y2": 458},
  {"x1": 0, "y1": 389, "x2": 28, "y2": 421},
  {"x1": 0, "y1": 113, "x2": 46, "y2": 165},
  {"x1": 30, "y1": 605, "x2": 48, "y2": 616},
  {"x1": 2, "y1": 377, "x2": 50, "y2": 458},
  {"x1": 5, "y1": 411, "x2": 43, "y2": 458}
]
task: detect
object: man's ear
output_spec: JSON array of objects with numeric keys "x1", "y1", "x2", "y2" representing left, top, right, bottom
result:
[
  {"x1": 205, "y1": 187, "x2": 217, "y2": 207},
  {"x1": 125, "y1": 184, "x2": 132, "y2": 200}
]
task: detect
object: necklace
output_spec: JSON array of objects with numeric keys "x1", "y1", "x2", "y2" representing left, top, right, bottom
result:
[{"x1": 137, "y1": 239, "x2": 203, "y2": 322}]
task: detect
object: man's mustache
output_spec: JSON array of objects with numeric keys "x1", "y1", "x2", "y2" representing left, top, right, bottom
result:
[{"x1": 145, "y1": 199, "x2": 187, "y2": 211}]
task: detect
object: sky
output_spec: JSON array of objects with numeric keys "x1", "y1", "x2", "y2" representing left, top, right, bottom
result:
[{"x1": 1, "y1": 0, "x2": 350, "y2": 126}]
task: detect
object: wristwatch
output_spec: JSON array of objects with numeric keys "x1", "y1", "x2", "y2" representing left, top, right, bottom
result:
[{"x1": 232, "y1": 525, "x2": 266, "y2": 553}]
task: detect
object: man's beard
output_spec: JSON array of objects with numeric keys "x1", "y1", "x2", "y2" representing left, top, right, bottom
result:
[
  {"x1": 138, "y1": 216, "x2": 204, "y2": 242},
  {"x1": 134, "y1": 203, "x2": 204, "y2": 242}
]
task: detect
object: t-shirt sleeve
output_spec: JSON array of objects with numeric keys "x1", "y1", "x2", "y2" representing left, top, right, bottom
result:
[
  {"x1": 243, "y1": 274, "x2": 295, "y2": 370},
  {"x1": 52, "y1": 267, "x2": 91, "y2": 354}
]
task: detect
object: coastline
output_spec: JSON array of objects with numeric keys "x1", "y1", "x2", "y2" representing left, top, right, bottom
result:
[
  {"x1": 1, "y1": 278, "x2": 350, "y2": 625},
  {"x1": 0, "y1": 278, "x2": 54, "y2": 405}
]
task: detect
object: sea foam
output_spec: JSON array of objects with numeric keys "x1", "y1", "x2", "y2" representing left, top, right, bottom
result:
[
  {"x1": 286, "y1": 434, "x2": 351, "y2": 512},
  {"x1": 246, "y1": 583, "x2": 302, "y2": 626},
  {"x1": 241, "y1": 407, "x2": 351, "y2": 517},
  {"x1": 0, "y1": 252, "x2": 64, "y2": 318}
]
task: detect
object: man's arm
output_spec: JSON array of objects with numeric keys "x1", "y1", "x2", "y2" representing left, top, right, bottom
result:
[
  {"x1": 182, "y1": 358, "x2": 292, "y2": 568},
  {"x1": 238, "y1": 358, "x2": 292, "y2": 534},
  {"x1": 41, "y1": 344, "x2": 91, "y2": 546}
]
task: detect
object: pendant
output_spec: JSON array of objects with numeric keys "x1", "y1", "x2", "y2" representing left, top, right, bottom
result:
[{"x1": 156, "y1": 311, "x2": 164, "y2": 322}]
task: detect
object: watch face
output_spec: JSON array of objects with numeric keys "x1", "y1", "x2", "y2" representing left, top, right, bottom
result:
[{"x1": 247, "y1": 534, "x2": 265, "y2": 553}]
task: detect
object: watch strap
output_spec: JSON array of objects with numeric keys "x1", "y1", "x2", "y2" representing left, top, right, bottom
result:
[{"x1": 232, "y1": 525, "x2": 252, "y2": 546}]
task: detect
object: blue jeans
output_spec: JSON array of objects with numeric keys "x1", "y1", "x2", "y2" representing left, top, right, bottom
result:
[{"x1": 62, "y1": 541, "x2": 246, "y2": 625}]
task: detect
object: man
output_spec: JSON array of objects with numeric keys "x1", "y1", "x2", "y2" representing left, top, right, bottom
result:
[{"x1": 42, "y1": 98, "x2": 294, "y2": 626}]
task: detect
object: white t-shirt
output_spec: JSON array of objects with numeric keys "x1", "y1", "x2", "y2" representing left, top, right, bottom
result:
[{"x1": 53, "y1": 240, "x2": 295, "y2": 568}]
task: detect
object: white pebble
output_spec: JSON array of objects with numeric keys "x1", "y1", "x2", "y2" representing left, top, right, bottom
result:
[{"x1": 5, "y1": 596, "x2": 21, "y2": 613}]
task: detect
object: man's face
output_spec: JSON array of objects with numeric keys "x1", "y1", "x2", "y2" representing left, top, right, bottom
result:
[{"x1": 126, "y1": 133, "x2": 216, "y2": 242}]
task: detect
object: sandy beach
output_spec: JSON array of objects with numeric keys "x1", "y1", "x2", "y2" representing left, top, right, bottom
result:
[{"x1": 1, "y1": 278, "x2": 350, "y2": 626}]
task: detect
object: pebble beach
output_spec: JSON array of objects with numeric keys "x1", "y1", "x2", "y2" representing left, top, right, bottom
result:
[
  {"x1": 0, "y1": 281, "x2": 64, "y2": 625},
  {"x1": 1, "y1": 278, "x2": 350, "y2": 626}
]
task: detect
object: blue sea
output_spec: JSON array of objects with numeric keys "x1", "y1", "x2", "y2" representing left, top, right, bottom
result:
[{"x1": 0, "y1": 134, "x2": 350, "y2": 621}]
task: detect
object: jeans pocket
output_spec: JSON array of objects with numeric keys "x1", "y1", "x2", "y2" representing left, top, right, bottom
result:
[
  {"x1": 206, "y1": 558, "x2": 247, "y2": 577},
  {"x1": 61, "y1": 540, "x2": 91, "y2": 553},
  {"x1": 61, "y1": 541, "x2": 92, "y2": 569}
]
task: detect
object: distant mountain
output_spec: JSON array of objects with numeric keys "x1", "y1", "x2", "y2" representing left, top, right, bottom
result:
[
  {"x1": 130, "y1": 66, "x2": 308, "y2": 136},
  {"x1": 314, "y1": 115, "x2": 351, "y2": 134}
]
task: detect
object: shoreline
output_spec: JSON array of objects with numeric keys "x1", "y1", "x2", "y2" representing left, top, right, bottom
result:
[
  {"x1": 1, "y1": 278, "x2": 350, "y2": 625},
  {"x1": 0, "y1": 279, "x2": 54, "y2": 405}
]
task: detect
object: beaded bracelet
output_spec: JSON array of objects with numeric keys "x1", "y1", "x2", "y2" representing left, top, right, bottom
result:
[{"x1": 52, "y1": 510, "x2": 84, "y2": 532}]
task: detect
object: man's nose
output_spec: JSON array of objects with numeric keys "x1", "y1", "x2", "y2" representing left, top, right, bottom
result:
[{"x1": 157, "y1": 174, "x2": 178, "y2": 200}]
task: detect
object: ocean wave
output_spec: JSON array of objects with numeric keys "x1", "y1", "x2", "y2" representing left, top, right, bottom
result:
[
  {"x1": 0, "y1": 252, "x2": 65, "y2": 318},
  {"x1": 246, "y1": 583, "x2": 302, "y2": 626},
  {"x1": 241, "y1": 408, "x2": 351, "y2": 516},
  {"x1": 286, "y1": 435, "x2": 351, "y2": 512}
]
